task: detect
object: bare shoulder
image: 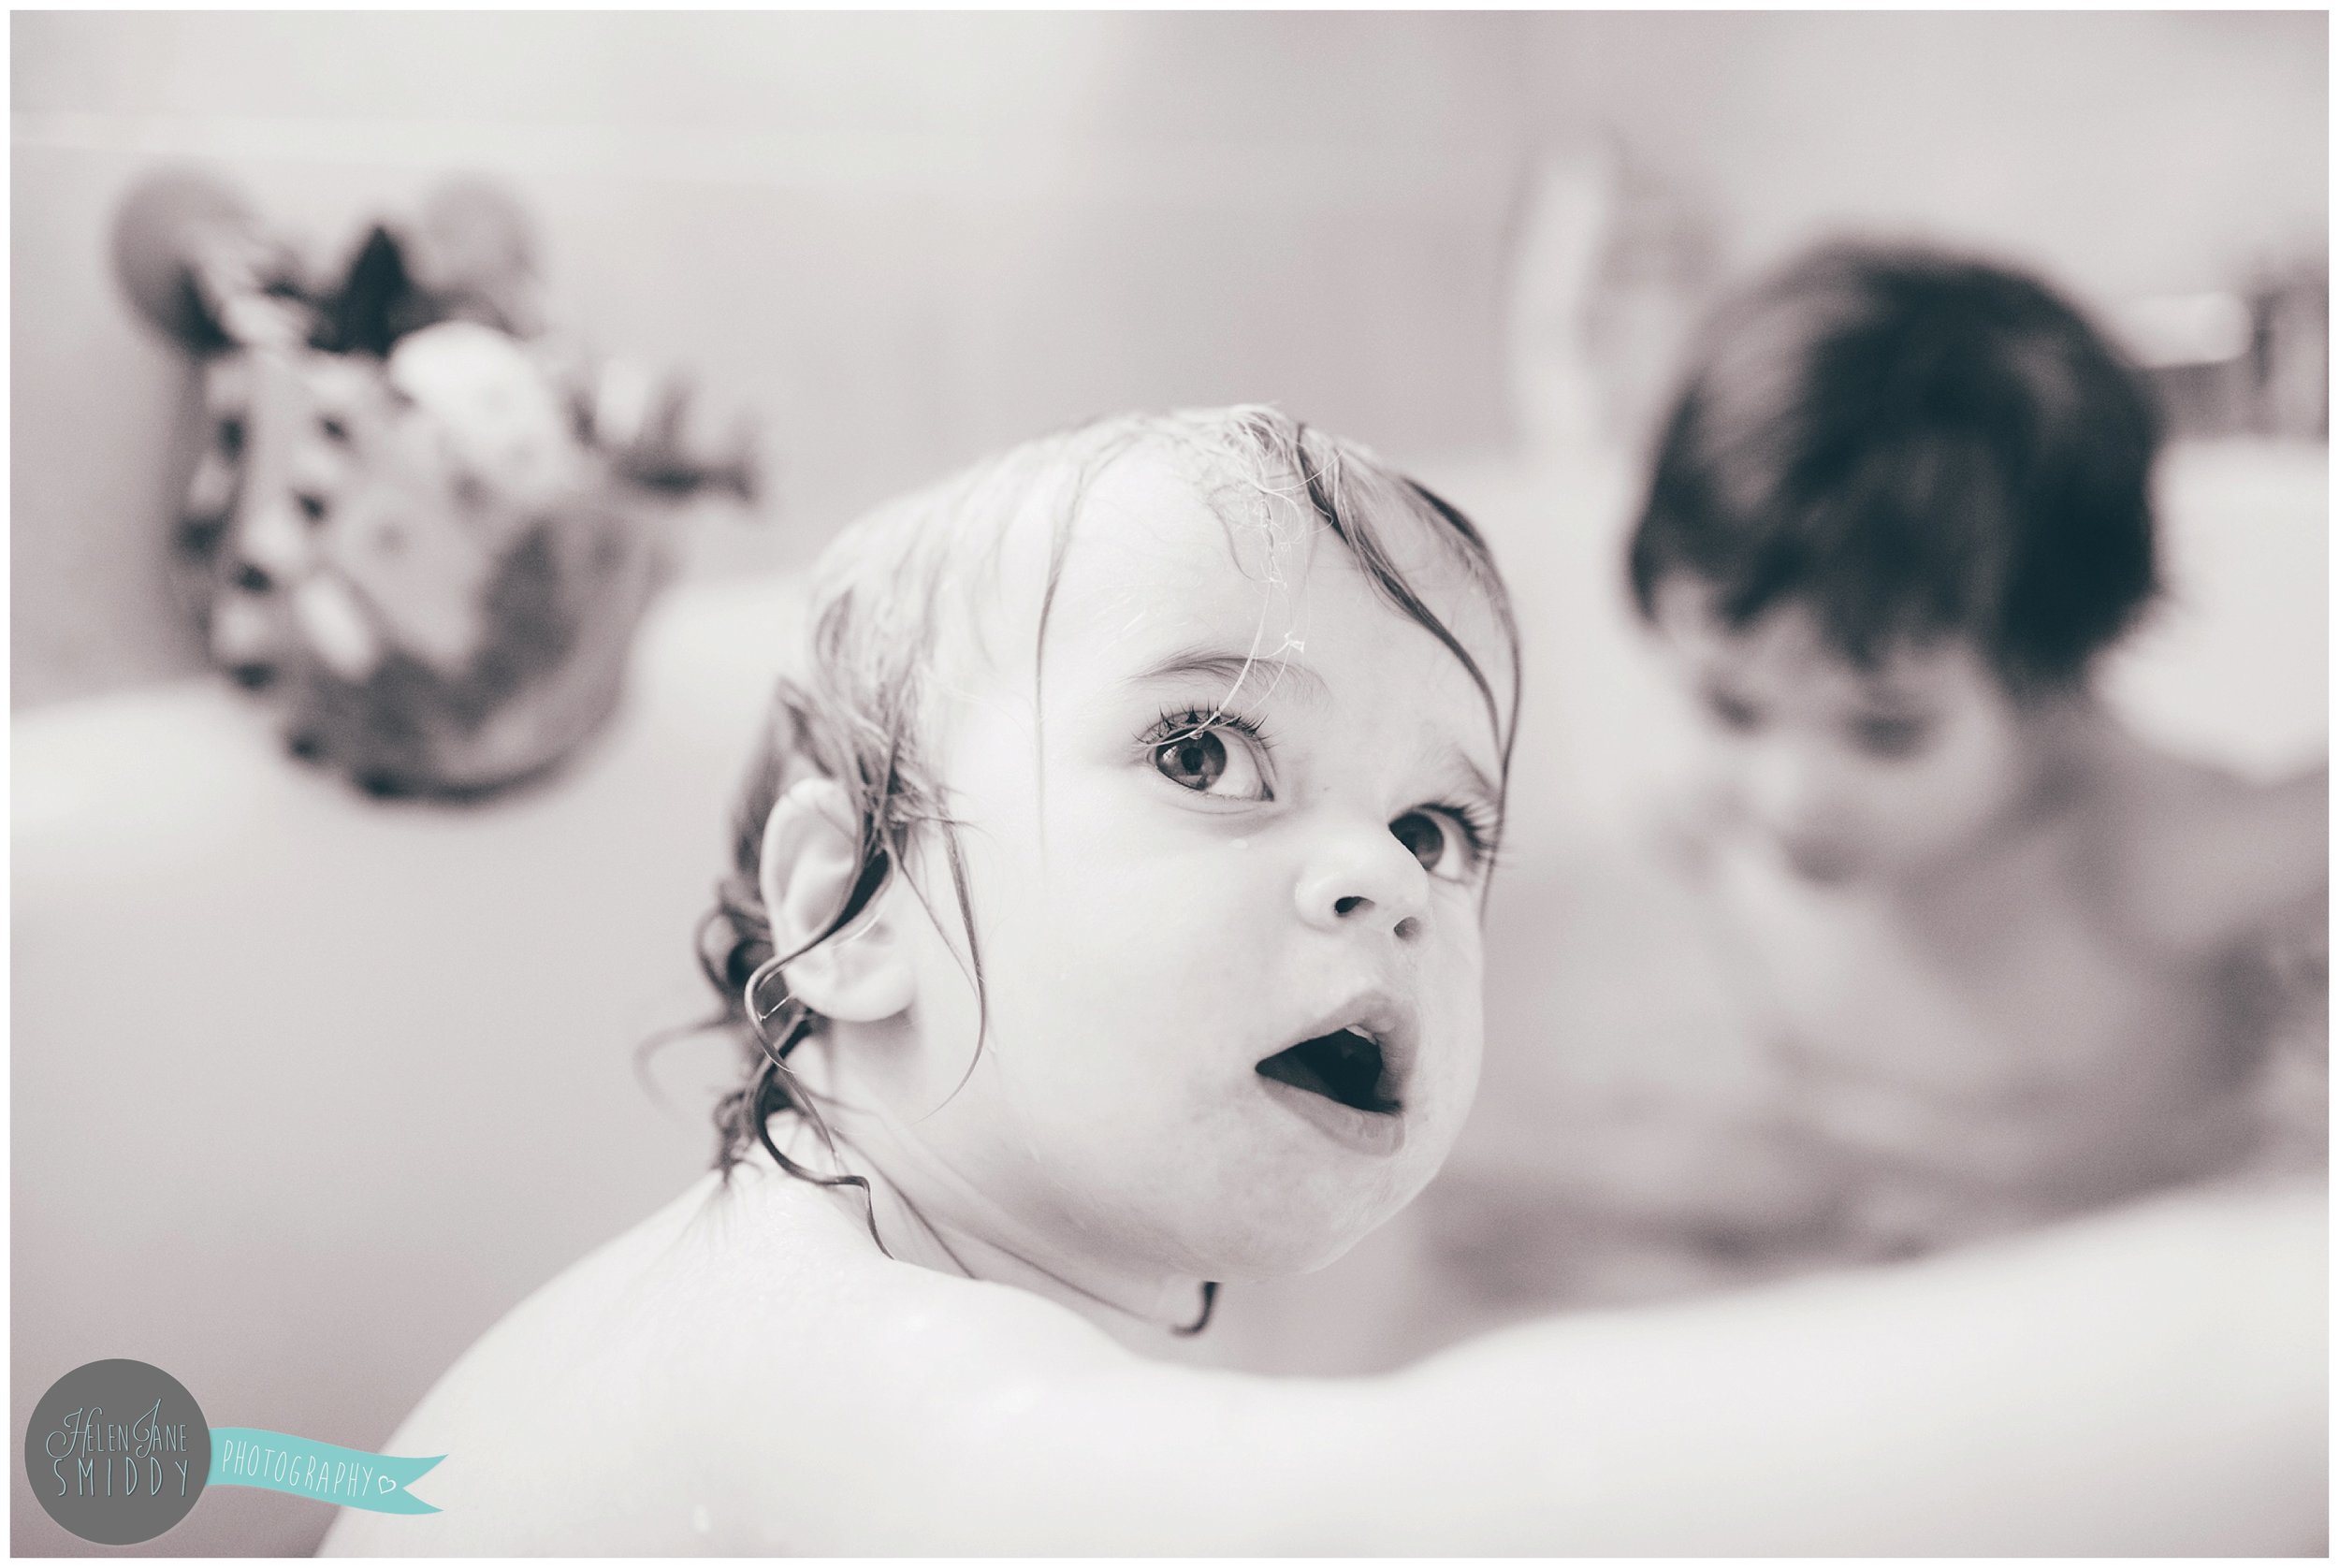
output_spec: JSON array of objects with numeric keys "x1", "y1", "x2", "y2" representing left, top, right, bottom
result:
[
  {"x1": 2079, "y1": 729, "x2": 2327, "y2": 958},
  {"x1": 319, "y1": 1167, "x2": 1134, "y2": 1556},
  {"x1": 316, "y1": 1175, "x2": 755, "y2": 1555}
]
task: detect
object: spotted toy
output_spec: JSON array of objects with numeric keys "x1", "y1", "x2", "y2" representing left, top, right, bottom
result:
[{"x1": 113, "y1": 168, "x2": 757, "y2": 798}]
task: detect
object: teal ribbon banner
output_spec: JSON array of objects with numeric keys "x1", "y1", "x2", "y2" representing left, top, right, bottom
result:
[{"x1": 208, "y1": 1428, "x2": 442, "y2": 1514}]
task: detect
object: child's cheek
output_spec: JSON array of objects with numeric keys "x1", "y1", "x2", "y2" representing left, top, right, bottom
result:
[
  {"x1": 1027, "y1": 809, "x2": 1281, "y2": 990},
  {"x1": 1426, "y1": 921, "x2": 1489, "y2": 1105}
]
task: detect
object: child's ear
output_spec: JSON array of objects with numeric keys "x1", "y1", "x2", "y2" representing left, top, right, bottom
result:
[{"x1": 756, "y1": 777, "x2": 914, "y2": 1024}]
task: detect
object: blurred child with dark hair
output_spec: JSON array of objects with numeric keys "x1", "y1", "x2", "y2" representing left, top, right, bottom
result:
[{"x1": 1598, "y1": 241, "x2": 2326, "y2": 1271}]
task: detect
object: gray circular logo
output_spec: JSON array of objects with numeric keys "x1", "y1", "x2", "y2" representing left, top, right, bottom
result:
[{"x1": 24, "y1": 1359, "x2": 211, "y2": 1545}]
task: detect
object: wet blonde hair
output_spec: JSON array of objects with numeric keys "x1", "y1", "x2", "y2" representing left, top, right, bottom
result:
[{"x1": 701, "y1": 406, "x2": 1520, "y2": 1182}]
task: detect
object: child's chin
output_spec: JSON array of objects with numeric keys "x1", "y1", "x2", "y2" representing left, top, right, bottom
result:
[{"x1": 1199, "y1": 1178, "x2": 1424, "y2": 1280}]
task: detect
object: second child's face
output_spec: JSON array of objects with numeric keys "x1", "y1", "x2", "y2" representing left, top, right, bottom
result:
[
  {"x1": 877, "y1": 452, "x2": 1510, "y2": 1282},
  {"x1": 1653, "y1": 582, "x2": 2051, "y2": 887}
]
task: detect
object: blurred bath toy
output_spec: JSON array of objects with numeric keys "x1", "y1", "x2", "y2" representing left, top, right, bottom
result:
[
  {"x1": 404, "y1": 176, "x2": 545, "y2": 338},
  {"x1": 112, "y1": 167, "x2": 760, "y2": 799}
]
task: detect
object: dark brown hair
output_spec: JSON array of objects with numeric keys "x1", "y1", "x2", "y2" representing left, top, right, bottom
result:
[{"x1": 1628, "y1": 241, "x2": 2162, "y2": 692}]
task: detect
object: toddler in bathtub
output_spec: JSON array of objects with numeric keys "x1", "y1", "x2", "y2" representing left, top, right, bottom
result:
[
  {"x1": 1604, "y1": 243, "x2": 2327, "y2": 1268},
  {"x1": 326, "y1": 407, "x2": 2321, "y2": 1554}
]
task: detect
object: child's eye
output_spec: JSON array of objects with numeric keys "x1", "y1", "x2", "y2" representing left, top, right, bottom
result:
[
  {"x1": 1704, "y1": 687, "x2": 1763, "y2": 733},
  {"x1": 1148, "y1": 711, "x2": 1271, "y2": 801},
  {"x1": 1850, "y1": 714, "x2": 1932, "y2": 759},
  {"x1": 1390, "y1": 807, "x2": 1490, "y2": 882}
]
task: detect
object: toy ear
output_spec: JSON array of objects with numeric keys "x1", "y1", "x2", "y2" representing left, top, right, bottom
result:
[
  {"x1": 110, "y1": 168, "x2": 260, "y2": 351},
  {"x1": 412, "y1": 177, "x2": 541, "y2": 334}
]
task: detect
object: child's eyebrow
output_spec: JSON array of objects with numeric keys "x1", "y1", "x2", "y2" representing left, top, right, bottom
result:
[
  {"x1": 1405, "y1": 735, "x2": 1504, "y2": 826},
  {"x1": 1854, "y1": 677, "x2": 1933, "y2": 712},
  {"x1": 1125, "y1": 647, "x2": 1329, "y2": 707},
  {"x1": 1443, "y1": 749, "x2": 1503, "y2": 815}
]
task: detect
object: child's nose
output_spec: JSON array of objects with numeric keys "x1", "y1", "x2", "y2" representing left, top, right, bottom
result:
[
  {"x1": 1294, "y1": 822, "x2": 1428, "y2": 941},
  {"x1": 1749, "y1": 742, "x2": 1851, "y2": 832}
]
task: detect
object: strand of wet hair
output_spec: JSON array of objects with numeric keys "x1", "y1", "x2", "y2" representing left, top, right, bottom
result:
[{"x1": 759, "y1": 1079, "x2": 1222, "y2": 1336}]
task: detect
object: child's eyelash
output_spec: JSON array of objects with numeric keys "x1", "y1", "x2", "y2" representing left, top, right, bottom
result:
[
  {"x1": 1142, "y1": 704, "x2": 1269, "y2": 748},
  {"x1": 1433, "y1": 798, "x2": 1504, "y2": 870}
]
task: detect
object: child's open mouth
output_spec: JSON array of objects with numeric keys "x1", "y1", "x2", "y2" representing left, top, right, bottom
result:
[
  {"x1": 1255, "y1": 998, "x2": 1415, "y2": 1155},
  {"x1": 1257, "y1": 1029, "x2": 1400, "y2": 1115}
]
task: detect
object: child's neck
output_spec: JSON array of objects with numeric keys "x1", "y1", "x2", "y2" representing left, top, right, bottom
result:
[{"x1": 768, "y1": 1045, "x2": 1215, "y2": 1344}]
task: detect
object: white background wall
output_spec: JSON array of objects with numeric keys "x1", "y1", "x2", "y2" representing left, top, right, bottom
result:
[
  {"x1": 1525, "y1": 11, "x2": 2326, "y2": 300},
  {"x1": 12, "y1": 11, "x2": 2326, "y2": 707}
]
